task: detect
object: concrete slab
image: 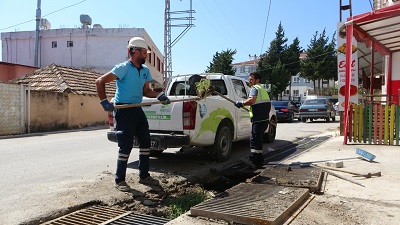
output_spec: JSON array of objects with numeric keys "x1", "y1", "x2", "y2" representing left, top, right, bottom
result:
[{"x1": 250, "y1": 166, "x2": 324, "y2": 193}]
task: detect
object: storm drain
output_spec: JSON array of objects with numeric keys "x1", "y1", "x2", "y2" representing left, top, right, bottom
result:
[
  {"x1": 42, "y1": 205, "x2": 170, "y2": 225},
  {"x1": 190, "y1": 183, "x2": 309, "y2": 225},
  {"x1": 106, "y1": 213, "x2": 170, "y2": 225}
]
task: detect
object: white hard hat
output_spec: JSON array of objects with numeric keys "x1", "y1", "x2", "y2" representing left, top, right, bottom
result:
[{"x1": 127, "y1": 37, "x2": 150, "y2": 53}]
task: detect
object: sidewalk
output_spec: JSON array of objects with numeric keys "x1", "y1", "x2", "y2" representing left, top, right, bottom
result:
[{"x1": 167, "y1": 132, "x2": 400, "y2": 224}]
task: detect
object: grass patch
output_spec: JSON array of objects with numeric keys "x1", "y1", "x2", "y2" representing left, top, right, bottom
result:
[{"x1": 166, "y1": 188, "x2": 212, "y2": 219}]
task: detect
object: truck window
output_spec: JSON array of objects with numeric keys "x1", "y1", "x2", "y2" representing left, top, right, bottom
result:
[
  {"x1": 231, "y1": 79, "x2": 247, "y2": 99},
  {"x1": 169, "y1": 79, "x2": 227, "y2": 96},
  {"x1": 210, "y1": 80, "x2": 227, "y2": 95},
  {"x1": 169, "y1": 82, "x2": 190, "y2": 96}
]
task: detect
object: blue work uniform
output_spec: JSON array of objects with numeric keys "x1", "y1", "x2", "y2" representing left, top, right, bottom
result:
[
  {"x1": 248, "y1": 84, "x2": 271, "y2": 166},
  {"x1": 112, "y1": 61, "x2": 153, "y2": 183}
]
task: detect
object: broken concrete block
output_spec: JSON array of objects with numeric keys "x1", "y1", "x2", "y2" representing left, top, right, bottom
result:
[{"x1": 325, "y1": 161, "x2": 344, "y2": 168}]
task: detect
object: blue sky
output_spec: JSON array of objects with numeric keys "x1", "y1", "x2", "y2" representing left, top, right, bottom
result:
[{"x1": 0, "y1": 0, "x2": 372, "y2": 76}]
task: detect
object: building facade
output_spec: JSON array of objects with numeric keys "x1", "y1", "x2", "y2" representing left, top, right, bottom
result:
[
  {"x1": 231, "y1": 57, "x2": 258, "y2": 80},
  {"x1": 1, "y1": 27, "x2": 164, "y2": 85}
]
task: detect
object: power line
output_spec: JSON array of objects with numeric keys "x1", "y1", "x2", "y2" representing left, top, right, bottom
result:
[
  {"x1": 257, "y1": 50, "x2": 337, "y2": 73},
  {"x1": 42, "y1": 0, "x2": 87, "y2": 17},
  {"x1": 211, "y1": 0, "x2": 258, "y2": 54},
  {"x1": 0, "y1": 0, "x2": 88, "y2": 31},
  {"x1": 196, "y1": 0, "x2": 248, "y2": 51},
  {"x1": 260, "y1": 0, "x2": 272, "y2": 55}
]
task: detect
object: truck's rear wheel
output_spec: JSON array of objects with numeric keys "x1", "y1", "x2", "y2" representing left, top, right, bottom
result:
[{"x1": 211, "y1": 125, "x2": 232, "y2": 162}]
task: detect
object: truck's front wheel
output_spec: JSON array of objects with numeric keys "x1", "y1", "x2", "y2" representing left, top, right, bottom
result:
[{"x1": 211, "y1": 125, "x2": 232, "y2": 162}]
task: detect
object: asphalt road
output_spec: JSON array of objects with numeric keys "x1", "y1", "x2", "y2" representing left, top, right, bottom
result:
[{"x1": 0, "y1": 117, "x2": 339, "y2": 225}]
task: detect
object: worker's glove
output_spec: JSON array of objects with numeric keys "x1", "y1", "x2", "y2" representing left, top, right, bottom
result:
[
  {"x1": 234, "y1": 101, "x2": 243, "y2": 108},
  {"x1": 100, "y1": 99, "x2": 115, "y2": 111},
  {"x1": 157, "y1": 92, "x2": 171, "y2": 104}
]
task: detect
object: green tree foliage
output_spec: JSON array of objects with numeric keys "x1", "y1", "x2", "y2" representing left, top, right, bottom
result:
[
  {"x1": 257, "y1": 22, "x2": 295, "y2": 99},
  {"x1": 284, "y1": 37, "x2": 302, "y2": 77},
  {"x1": 205, "y1": 49, "x2": 237, "y2": 75},
  {"x1": 269, "y1": 60, "x2": 290, "y2": 98},
  {"x1": 300, "y1": 29, "x2": 337, "y2": 93}
]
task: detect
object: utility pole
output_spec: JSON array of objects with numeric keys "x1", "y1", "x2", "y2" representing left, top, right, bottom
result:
[
  {"x1": 339, "y1": 0, "x2": 352, "y2": 136},
  {"x1": 339, "y1": 0, "x2": 352, "y2": 22},
  {"x1": 34, "y1": 0, "x2": 41, "y2": 67},
  {"x1": 163, "y1": 0, "x2": 195, "y2": 89}
]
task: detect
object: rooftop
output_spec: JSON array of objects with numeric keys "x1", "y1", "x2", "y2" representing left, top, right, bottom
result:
[{"x1": 11, "y1": 64, "x2": 115, "y2": 96}]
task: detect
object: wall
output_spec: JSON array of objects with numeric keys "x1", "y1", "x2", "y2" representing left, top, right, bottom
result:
[
  {"x1": 0, "y1": 82, "x2": 25, "y2": 135},
  {"x1": 68, "y1": 94, "x2": 108, "y2": 127},
  {"x1": 4, "y1": 91, "x2": 108, "y2": 133},
  {"x1": 391, "y1": 51, "x2": 400, "y2": 102},
  {"x1": 1, "y1": 28, "x2": 164, "y2": 84},
  {"x1": 0, "y1": 63, "x2": 38, "y2": 82},
  {"x1": 29, "y1": 91, "x2": 69, "y2": 132}
]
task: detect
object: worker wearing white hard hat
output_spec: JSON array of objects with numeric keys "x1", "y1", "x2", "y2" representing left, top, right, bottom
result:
[
  {"x1": 127, "y1": 37, "x2": 151, "y2": 53},
  {"x1": 95, "y1": 36, "x2": 170, "y2": 192}
]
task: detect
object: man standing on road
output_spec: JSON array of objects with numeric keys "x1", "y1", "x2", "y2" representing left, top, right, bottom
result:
[
  {"x1": 233, "y1": 72, "x2": 271, "y2": 169},
  {"x1": 95, "y1": 37, "x2": 170, "y2": 192}
]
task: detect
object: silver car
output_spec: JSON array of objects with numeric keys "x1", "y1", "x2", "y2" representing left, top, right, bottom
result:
[{"x1": 299, "y1": 98, "x2": 336, "y2": 122}]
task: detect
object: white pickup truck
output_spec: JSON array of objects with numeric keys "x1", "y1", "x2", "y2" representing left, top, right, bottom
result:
[{"x1": 107, "y1": 73, "x2": 277, "y2": 162}]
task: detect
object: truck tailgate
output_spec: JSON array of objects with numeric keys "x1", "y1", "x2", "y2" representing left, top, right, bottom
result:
[{"x1": 141, "y1": 96, "x2": 188, "y2": 132}]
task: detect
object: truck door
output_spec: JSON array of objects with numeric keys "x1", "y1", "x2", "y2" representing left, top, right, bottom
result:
[{"x1": 231, "y1": 79, "x2": 251, "y2": 138}]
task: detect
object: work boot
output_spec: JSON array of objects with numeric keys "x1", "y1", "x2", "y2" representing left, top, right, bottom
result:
[
  {"x1": 139, "y1": 175, "x2": 160, "y2": 186},
  {"x1": 240, "y1": 157, "x2": 257, "y2": 169},
  {"x1": 254, "y1": 153, "x2": 264, "y2": 168},
  {"x1": 114, "y1": 181, "x2": 131, "y2": 192}
]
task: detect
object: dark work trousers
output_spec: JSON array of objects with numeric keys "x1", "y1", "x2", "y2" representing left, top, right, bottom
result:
[
  {"x1": 250, "y1": 121, "x2": 268, "y2": 165},
  {"x1": 115, "y1": 106, "x2": 151, "y2": 184}
]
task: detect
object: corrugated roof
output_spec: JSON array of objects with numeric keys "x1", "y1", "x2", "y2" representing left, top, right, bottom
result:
[
  {"x1": 11, "y1": 64, "x2": 115, "y2": 96},
  {"x1": 347, "y1": 4, "x2": 400, "y2": 79},
  {"x1": 352, "y1": 3, "x2": 400, "y2": 53}
]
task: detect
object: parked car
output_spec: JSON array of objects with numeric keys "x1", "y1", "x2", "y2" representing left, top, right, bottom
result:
[
  {"x1": 271, "y1": 100, "x2": 300, "y2": 122},
  {"x1": 299, "y1": 98, "x2": 336, "y2": 122}
]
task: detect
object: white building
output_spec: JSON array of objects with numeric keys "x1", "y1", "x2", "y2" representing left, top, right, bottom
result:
[
  {"x1": 1, "y1": 26, "x2": 164, "y2": 85},
  {"x1": 282, "y1": 73, "x2": 314, "y2": 101},
  {"x1": 231, "y1": 57, "x2": 257, "y2": 80}
]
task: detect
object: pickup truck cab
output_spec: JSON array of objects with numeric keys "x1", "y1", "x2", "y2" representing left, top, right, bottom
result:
[{"x1": 107, "y1": 73, "x2": 277, "y2": 162}]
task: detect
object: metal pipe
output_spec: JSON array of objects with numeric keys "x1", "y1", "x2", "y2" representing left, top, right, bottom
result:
[
  {"x1": 34, "y1": 0, "x2": 41, "y2": 67},
  {"x1": 20, "y1": 84, "x2": 25, "y2": 134},
  {"x1": 27, "y1": 84, "x2": 31, "y2": 134}
]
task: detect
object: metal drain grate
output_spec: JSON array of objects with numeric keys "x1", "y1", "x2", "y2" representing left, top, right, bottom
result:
[
  {"x1": 106, "y1": 213, "x2": 170, "y2": 225},
  {"x1": 191, "y1": 183, "x2": 309, "y2": 225},
  {"x1": 42, "y1": 205, "x2": 169, "y2": 225}
]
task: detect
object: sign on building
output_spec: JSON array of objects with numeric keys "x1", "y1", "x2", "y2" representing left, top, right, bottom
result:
[{"x1": 337, "y1": 22, "x2": 359, "y2": 111}]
